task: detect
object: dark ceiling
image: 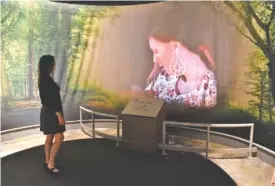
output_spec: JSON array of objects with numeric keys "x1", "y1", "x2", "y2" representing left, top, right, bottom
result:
[{"x1": 51, "y1": 1, "x2": 164, "y2": 6}]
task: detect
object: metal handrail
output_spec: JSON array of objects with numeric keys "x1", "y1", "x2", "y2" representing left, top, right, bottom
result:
[
  {"x1": 169, "y1": 125, "x2": 275, "y2": 157},
  {"x1": 79, "y1": 106, "x2": 255, "y2": 159},
  {"x1": 161, "y1": 121, "x2": 254, "y2": 159},
  {"x1": 79, "y1": 106, "x2": 121, "y2": 146},
  {"x1": 80, "y1": 106, "x2": 119, "y2": 119}
]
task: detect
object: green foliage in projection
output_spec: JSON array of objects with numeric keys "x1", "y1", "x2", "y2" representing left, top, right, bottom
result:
[
  {"x1": 83, "y1": 87, "x2": 131, "y2": 114},
  {"x1": 1, "y1": 2, "x2": 28, "y2": 100},
  {"x1": 1, "y1": 0, "x2": 121, "y2": 103},
  {"x1": 1, "y1": 1, "x2": 22, "y2": 37},
  {"x1": 214, "y1": 1, "x2": 275, "y2": 103},
  {"x1": 245, "y1": 49, "x2": 275, "y2": 123}
]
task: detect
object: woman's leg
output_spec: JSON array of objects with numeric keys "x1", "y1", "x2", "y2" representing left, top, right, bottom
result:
[
  {"x1": 48, "y1": 133, "x2": 64, "y2": 170},
  {"x1": 45, "y1": 134, "x2": 54, "y2": 164}
]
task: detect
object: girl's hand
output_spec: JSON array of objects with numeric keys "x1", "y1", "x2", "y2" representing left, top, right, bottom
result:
[
  {"x1": 56, "y1": 112, "x2": 65, "y2": 126},
  {"x1": 58, "y1": 115, "x2": 65, "y2": 126}
]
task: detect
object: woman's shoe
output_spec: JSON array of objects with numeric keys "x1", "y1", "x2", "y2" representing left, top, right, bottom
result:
[
  {"x1": 47, "y1": 166, "x2": 60, "y2": 175},
  {"x1": 44, "y1": 163, "x2": 59, "y2": 169}
]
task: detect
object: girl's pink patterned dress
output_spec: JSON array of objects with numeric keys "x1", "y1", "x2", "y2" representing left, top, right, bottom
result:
[{"x1": 145, "y1": 69, "x2": 217, "y2": 108}]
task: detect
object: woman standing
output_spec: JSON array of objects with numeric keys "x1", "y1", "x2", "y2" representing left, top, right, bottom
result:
[{"x1": 38, "y1": 55, "x2": 65, "y2": 174}]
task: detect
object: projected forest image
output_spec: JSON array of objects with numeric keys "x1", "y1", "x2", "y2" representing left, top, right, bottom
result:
[{"x1": 1, "y1": 1, "x2": 275, "y2": 150}]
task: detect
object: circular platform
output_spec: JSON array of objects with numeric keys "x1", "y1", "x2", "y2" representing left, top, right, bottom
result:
[{"x1": 2, "y1": 138, "x2": 236, "y2": 186}]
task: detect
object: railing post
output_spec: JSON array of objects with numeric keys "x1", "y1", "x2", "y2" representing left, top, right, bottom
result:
[
  {"x1": 79, "y1": 107, "x2": 82, "y2": 125},
  {"x1": 161, "y1": 121, "x2": 167, "y2": 156},
  {"x1": 92, "y1": 113, "x2": 95, "y2": 139},
  {"x1": 249, "y1": 124, "x2": 254, "y2": 158},
  {"x1": 206, "y1": 126, "x2": 210, "y2": 159},
  {"x1": 116, "y1": 117, "x2": 120, "y2": 146}
]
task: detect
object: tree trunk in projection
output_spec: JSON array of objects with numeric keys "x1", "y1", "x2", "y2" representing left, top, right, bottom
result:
[
  {"x1": 54, "y1": 7, "x2": 72, "y2": 90},
  {"x1": 268, "y1": 57, "x2": 275, "y2": 104},
  {"x1": 78, "y1": 35, "x2": 97, "y2": 91},
  {"x1": 268, "y1": 91, "x2": 273, "y2": 123},
  {"x1": 65, "y1": 30, "x2": 81, "y2": 93},
  {"x1": 54, "y1": 5, "x2": 61, "y2": 60},
  {"x1": 0, "y1": 40, "x2": 10, "y2": 99},
  {"x1": 259, "y1": 71, "x2": 265, "y2": 121},
  {"x1": 87, "y1": 1, "x2": 251, "y2": 102},
  {"x1": 0, "y1": 55, "x2": 11, "y2": 110},
  {"x1": 27, "y1": 9, "x2": 34, "y2": 99},
  {"x1": 47, "y1": 6, "x2": 59, "y2": 55}
]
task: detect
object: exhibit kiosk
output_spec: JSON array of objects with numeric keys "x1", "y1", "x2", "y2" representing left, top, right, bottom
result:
[{"x1": 121, "y1": 97, "x2": 166, "y2": 153}]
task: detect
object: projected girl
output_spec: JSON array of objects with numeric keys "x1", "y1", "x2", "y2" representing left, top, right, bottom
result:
[{"x1": 145, "y1": 36, "x2": 217, "y2": 108}]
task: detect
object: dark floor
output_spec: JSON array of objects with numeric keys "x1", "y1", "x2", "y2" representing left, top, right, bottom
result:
[{"x1": 2, "y1": 139, "x2": 237, "y2": 186}]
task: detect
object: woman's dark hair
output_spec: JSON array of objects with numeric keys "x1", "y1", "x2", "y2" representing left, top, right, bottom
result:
[
  {"x1": 38, "y1": 55, "x2": 55, "y2": 87},
  {"x1": 150, "y1": 33, "x2": 215, "y2": 71}
]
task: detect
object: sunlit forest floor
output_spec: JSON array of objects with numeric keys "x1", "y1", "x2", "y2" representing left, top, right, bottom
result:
[{"x1": 5, "y1": 99, "x2": 40, "y2": 110}]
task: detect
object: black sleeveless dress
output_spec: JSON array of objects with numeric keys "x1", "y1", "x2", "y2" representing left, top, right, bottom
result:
[{"x1": 39, "y1": 76, "x2": 66, "y2": 135}]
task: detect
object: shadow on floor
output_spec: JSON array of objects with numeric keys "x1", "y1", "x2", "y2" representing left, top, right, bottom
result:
[{"x1": 2, "y1": 139, "x2": 237, "y2": 186}]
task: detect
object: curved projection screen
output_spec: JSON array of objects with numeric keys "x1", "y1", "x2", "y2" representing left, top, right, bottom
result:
[{"x1": 1, "y1": 1, "x2": 274, "y2": 150}]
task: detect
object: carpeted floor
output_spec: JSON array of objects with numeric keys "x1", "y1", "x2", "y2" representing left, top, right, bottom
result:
[{"x1": 2, "y1": 139, "x2": 237, "y2": 186}]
